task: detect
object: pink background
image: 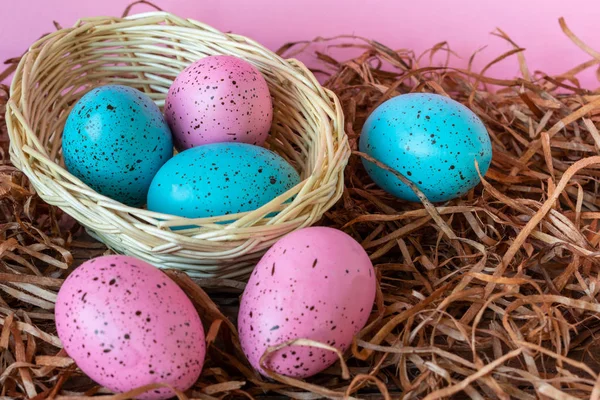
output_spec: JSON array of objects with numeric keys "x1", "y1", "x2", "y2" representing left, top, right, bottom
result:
[{"x1": 1, "y1": 0, "x2": 598, "y2": 88}]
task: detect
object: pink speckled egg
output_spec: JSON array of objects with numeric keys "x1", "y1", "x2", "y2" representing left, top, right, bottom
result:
[
  {"x1": 165, "y1": 55, "x2": 273, "y2": 150},
  {"x1": 238, "y1": 227, "x2": 376, "y2": 378},
  {"x1": 55, "y1": 255, "x2": 205, "y2": 399}
]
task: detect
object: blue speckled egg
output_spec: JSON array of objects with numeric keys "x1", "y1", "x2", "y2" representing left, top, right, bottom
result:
[
  {"x1": 62, "y1": 85, "x2": 173, "y2": 206},
  {"x1": 147, "y1": 143, "x2": 301, "y2": 219},
  {"x1": 359, "y1": 93, "x2": 492, "y2": 202}
]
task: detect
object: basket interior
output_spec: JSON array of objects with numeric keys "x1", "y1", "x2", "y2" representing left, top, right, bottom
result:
[{"x1": 18, "y1": 19, "x2": 322, "y2": 194}]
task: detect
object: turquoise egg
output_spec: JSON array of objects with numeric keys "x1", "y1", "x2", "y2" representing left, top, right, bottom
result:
[
  {"x1": 147, "y1": 143, "x2": 301, "y2": 220},
  {"x1": 359, "y1": 93, "x2": 492, "y2": 202},
  {"x1": 62, "y1": 85, "x2": 173, "y2": 206}
]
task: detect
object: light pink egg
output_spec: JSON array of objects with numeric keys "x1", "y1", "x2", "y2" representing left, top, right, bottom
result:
[
  {"x1": 55, "y1": 255, "x2": 206, "y2": 400},
  {"x1": 165, "y1": 55, "x2": 273, "y2": 150},
  {"x1": 238, "y1": 227, "x2": 376, "y2": 378}
]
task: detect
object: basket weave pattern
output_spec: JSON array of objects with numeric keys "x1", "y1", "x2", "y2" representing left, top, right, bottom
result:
[{"x1": 6, "y1": 12, "x2": 349, "y2": 279}]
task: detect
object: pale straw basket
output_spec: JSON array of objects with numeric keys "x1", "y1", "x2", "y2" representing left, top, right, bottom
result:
[{"x1": 6, "y1": 12, "x2": 349, "y2": 280}]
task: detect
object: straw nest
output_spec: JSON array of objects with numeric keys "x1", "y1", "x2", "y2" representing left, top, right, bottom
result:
[
  {"x1": 5, "y1": 10, "x2": 348, "y2": 280},
  {"x1": 2, "y1": 2, "x2": 600, "y2": 399}
]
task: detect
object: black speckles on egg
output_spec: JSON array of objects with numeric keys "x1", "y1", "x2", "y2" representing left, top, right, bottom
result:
[
  {"x1": 147, "y1": 142, "x2": 300, "y2": 221},
  {"x1": 358, "y1": 92, "x2": 493, "y2": 203},
  {"x1": 165, "y1": 55, "x2": 273, "y2": 150},
  {"x1": 238, "y1": 227, "x2": 376, "y2": 379},
  {"x1": 54, "y1": 255, "x2": 206, "y2": 399},
  {"x1": 62, "y1": 85, "x2": 174, "y2": 207}
]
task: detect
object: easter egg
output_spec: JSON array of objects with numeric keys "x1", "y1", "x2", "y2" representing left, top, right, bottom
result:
[
  {"x1": 359, "y1": 93, "x2": 493, "y2": 202},
  {"x1": 62, "y1": 85, "x2": 173, "y2": 206},
  {"x1": 147, "y1": 143, "x2": 300, "y2": 219},
  {"x1": 238, "y1": 227, "x2": 376, "y2": 378},
  {"x1": 54, "y1": 255, "x2": 205, "y2": 400},
  {"x1": 165, "y1": 55, "x2": 273, "y2": 150}
]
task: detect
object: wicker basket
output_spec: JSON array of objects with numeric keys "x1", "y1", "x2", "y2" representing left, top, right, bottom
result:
[{"x1": 6, "y1": 12, "x2": 349, "y2": 280}]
